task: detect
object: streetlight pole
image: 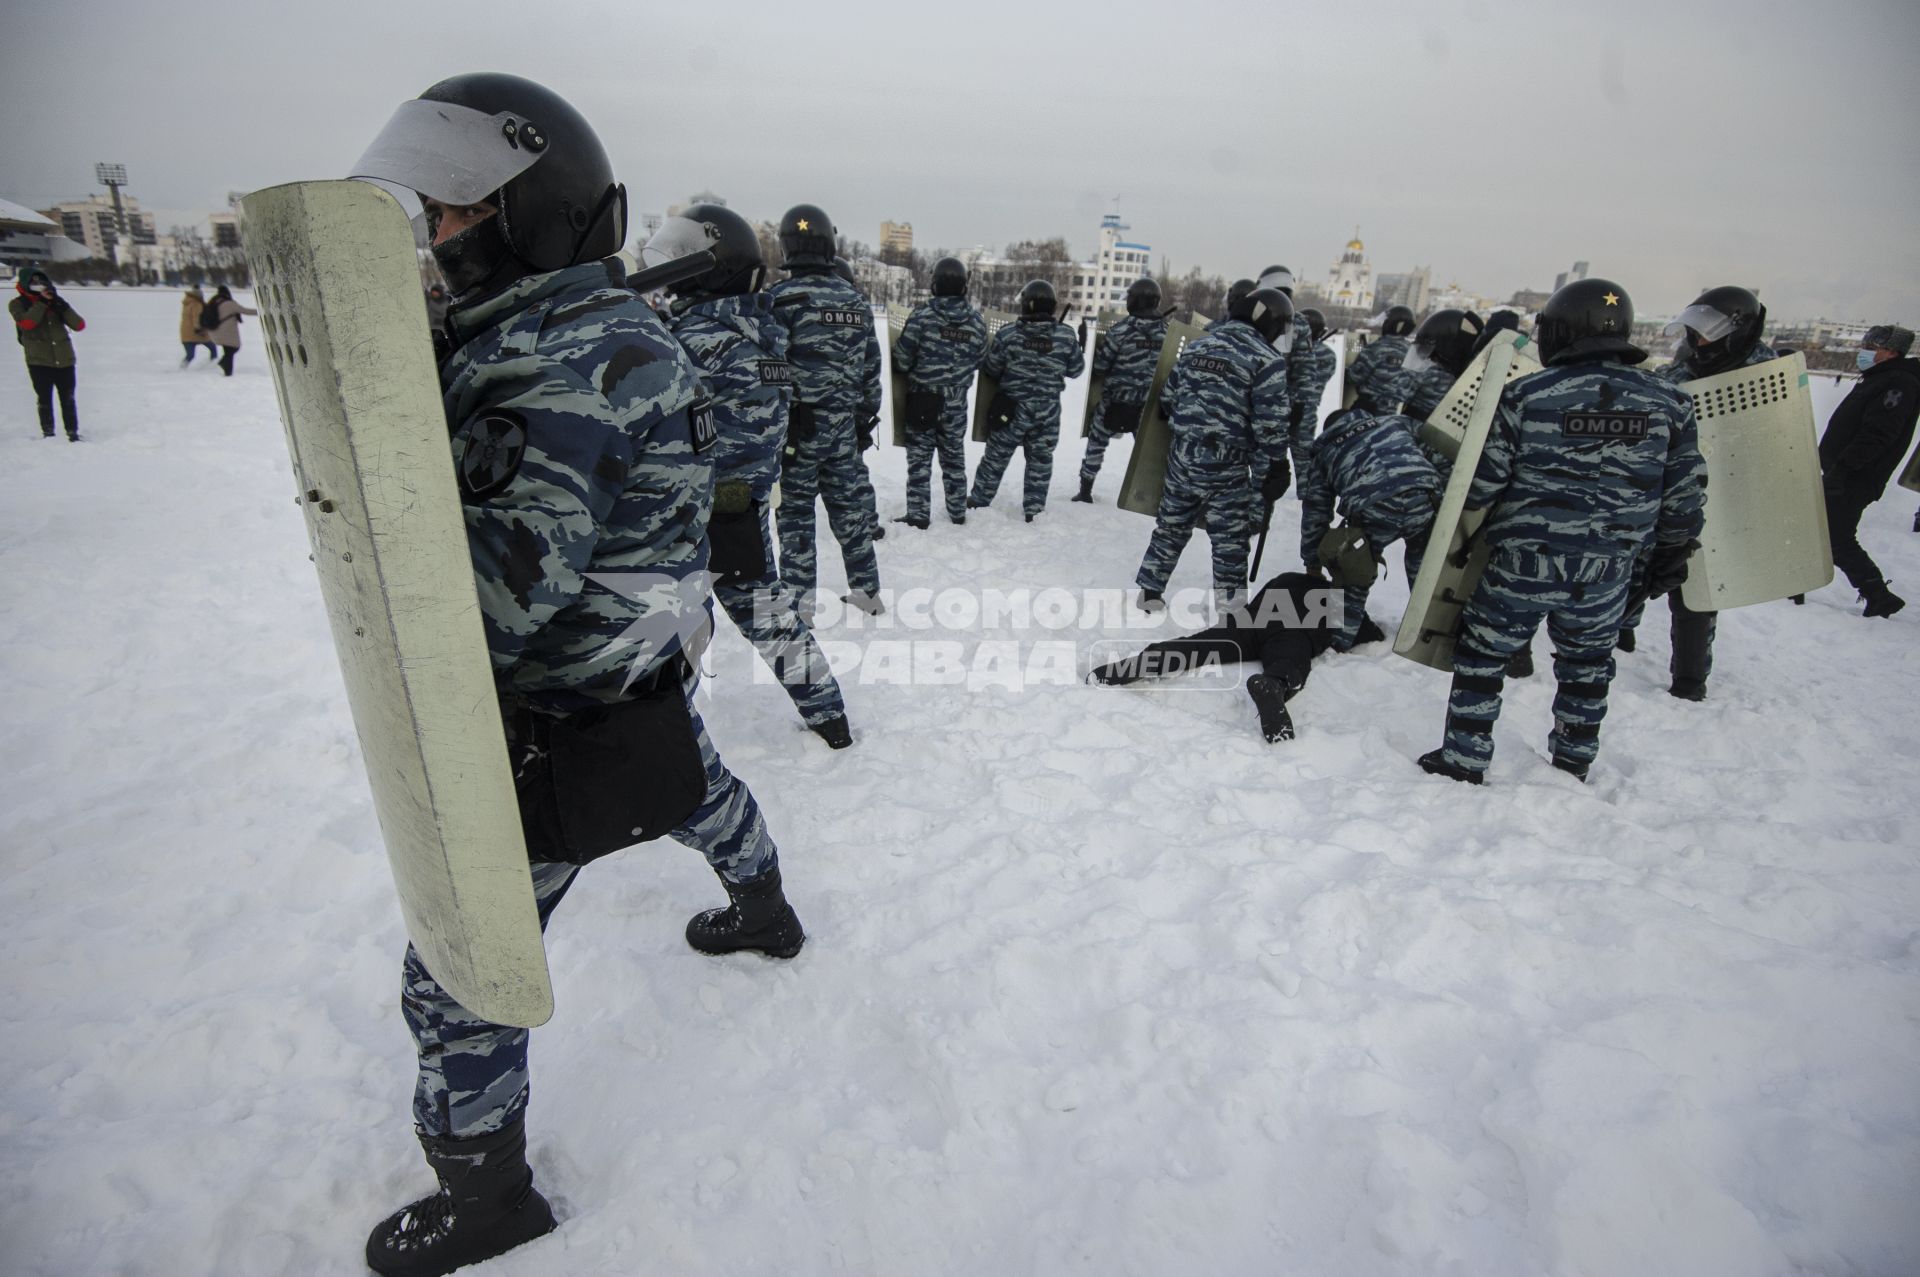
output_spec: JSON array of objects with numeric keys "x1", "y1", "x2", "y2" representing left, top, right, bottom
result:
[{"x1": 94, "y1": 163, "x2": 129, "y2": 270}]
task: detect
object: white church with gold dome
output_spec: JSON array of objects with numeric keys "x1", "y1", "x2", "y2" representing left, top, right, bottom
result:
[{"x1": 1324, "y1": 231, "x2": 1374, "y2": 310}]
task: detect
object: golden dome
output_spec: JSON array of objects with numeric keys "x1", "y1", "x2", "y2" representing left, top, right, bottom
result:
[{"x1": 1347, "y1": 237, "x2": 1364, "y2": 252}]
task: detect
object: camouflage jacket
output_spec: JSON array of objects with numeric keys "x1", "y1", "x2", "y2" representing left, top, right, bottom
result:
[
  {"x1": 767, "y1": 267, "x2": 882, "y2": 418},
  {"x1": 894, "y1": 295, "x2": 987, "y2": 396},
  {"x1": 440, "y1": 259, "x2": 713, "y2": 710},
  {"x1": 1091, "y1": 314, "x2": 1167, "y2": 401},
  {"x1": 983, "y1": 317, "x2": 1085, "y2": 412},
  {"x1": 1287, "y1": 334, "x2": 1339, "y2": 468},
  {"x1": 1162, "y1": 320, "x2": 1291, "y2": 472},
  {"x1": 1403, "y1": 363, "x2": 1457, "y2": 422},
  {"x1": 1285, "y1": 313, "x2": 1322, "y2": 416},
  {"x1": 667, "y1": 291, "x2": 791, "y2": 501},
  {"x1": 1299, "y1": 407, "x2": 1442, "y2": 561},
  {"x1": 1470, "y1": 356, "x2": 1707, "y2": 563},
  {"x1": 1348, "y1": 333, "x2": 1414, "y2": 410},
  {"x1": 1658, "y1": 340, "x2": 1777, "y2": 384}
]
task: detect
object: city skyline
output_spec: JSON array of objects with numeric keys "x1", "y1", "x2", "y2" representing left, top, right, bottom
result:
[{"x1": 4, "y1": 0, "x2": 1915, "y2": 325}]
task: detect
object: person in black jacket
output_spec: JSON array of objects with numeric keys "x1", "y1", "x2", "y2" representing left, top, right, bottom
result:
[{"x1": 1820, "y1": 324, "x2": 1920, "y2": 618}]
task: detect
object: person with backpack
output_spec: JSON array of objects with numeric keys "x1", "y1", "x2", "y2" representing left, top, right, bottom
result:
[
  {"x1": 204, "y1": 285, "x2": 257, "y2": 376},
  {"x1": 179, "y1": 286, "x2": 219, "y2": 365},
  {"x1": 10, "y1": 266, "x2": 85, "y2": 440}
]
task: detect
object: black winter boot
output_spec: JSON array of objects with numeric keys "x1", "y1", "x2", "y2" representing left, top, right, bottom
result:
[
  {"x1": 1506, "y1": 648, "x2": 1535, "y2": 678},
  {"x1": 1245, "y1": 675, "x2": 1295, "y2": 742},
  {"x1": 1614, "y1": 627, "x2": 1636, "y2": 653},
  {"x1": 892, "y1": 514, "x2": 930, "y2": 530},
  {"x1": 1862, "y1": 581, "x2": 1906, "y2": 618},
  {"x1": 365, "y1": 1119, "x2": 556, "y2": 1277},
  {"x1": 1137, "y1": 589, "x2": 1165, "y2": 613},
  {"x1": 1417, "y1": 748, "x2": 1484, "y2": 785},
  {"x1": 1551, "y1": 754, "x2": 1590, "y2": 782},
  {"x1": 1071, "y1": 477, "x2": 1095, "y2": 503},
  {"x1": 687, "y1": 868, "x2": 806, "y2": 959},
  {"x1": 810, "y1": 715, "x2": 853, "y2": 749}
]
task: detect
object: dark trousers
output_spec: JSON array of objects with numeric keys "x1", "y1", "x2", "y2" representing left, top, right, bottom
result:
[
  {"x1": 28, "y1": 364, "x2": 78, "y2": 436},
  {"x1": 218, "y1": 346, "x2": 238, "y2": 376},
  {"x1": 182, "y1": 341, "x2": 218, "y2": 363},
  {"x1": 1826, "y1": 485, "x2": 1884, "y2": 590}
]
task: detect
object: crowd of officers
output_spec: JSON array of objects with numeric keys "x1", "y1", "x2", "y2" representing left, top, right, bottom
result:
[{"x1": 332, "y1": 74, "x2": 1916, "y2": 1277}]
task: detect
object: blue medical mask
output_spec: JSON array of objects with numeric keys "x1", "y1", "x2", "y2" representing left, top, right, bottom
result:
[{"x1": 1857, "y1": 349, "x2": 1878, "y2": 371}]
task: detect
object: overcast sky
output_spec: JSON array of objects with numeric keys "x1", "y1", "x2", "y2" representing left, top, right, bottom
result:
[{"x1": 5, "y1": 0, "x2": 1916, "y2": 322}]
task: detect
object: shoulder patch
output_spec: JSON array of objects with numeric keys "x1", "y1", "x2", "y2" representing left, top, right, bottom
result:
[
  {"x1": 758, "y1": 360, "x2": 794, "y2": 386},
  {"x1": 1562, "y1": 410, "x2": 1651, "y2": 440},
  {"x1": 818, "y1": 308, "x2": 870, "y2": 327},
  {"x1": 458, "y1": 412, "x2": 527, "y2": 501},
  {"x1": 689, "y1": 397, "x2": 718, "y2": 453}
]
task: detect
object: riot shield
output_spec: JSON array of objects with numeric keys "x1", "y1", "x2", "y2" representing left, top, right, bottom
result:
[
  {"x1": 1902, "y1": 443, "x2": 1920, "y2": 494},
  {"x1": 1677, "y1": 353, "x2": 1833, "y2": 609},
  {"x1": 1078, "y1": 319, "x2": 1108, "y2": 439},
  {"x1": 1392, "y1": 336, "x2": 1524, "y2": 671},
  {"x1": 241, "y1": 180, "x2": 553, "y2": 1028},
  {"x1": 1116, "y1": 320, "x2": 1207, "y2": 516},
  {"x1": 1415, "y1": 331, "x2": 1543, "y2": 463},
  {"x1": 969, "y1": 309, "x2": 1021, "y2": 442},
  {"x1": 885, "y1": 302, "x2": 911, "y2": 448}
]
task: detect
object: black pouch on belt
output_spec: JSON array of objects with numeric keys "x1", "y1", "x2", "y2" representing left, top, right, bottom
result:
[
  {"x1": 511, "y1": 658, "x2": 707, "y2": 865},
  {"x1": 707, "y1": 480, "x2": 768, "y2": 583}
]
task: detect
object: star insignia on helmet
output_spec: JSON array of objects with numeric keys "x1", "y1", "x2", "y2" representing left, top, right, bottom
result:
[
  {"x1": 1602, "y1": 291, "x2": 1620, "y2": 306},
  {"x1": 796, "y1": 218, "x2": 810, "y2": 231}
]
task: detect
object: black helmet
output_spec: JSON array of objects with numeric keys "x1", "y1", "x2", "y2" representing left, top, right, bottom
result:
[
  {"x1": 1125, "y1": 277, "x2": 1161, "y2": 317},
  {"x1": 1410, "y1": 309, "x2": 1485, "y2": 377},
  {"x1": 1664, "y1": 285, "x2": 1766, "y2": 375},
  {"x1": 351, "y1": 73, "x2": 626, "y2": 292},
  {"x1": 1381, "y1": 305, "x2": 1415, "y2": 337},
  {"x1": 1257, "y1": 264, "x2": 1295, "y2": 296},
  {"x1": 1301, "y1": 307, "x2": 1328, "y2": 342},
  {"x1": 1535, "y1": 278, "x2": 1644, "y2": 366},
  {"x1": 1233, "y1": 286, "x2": 1295, "y2": 347},
  {"x1": 830, "y1": 257, "x2": 858, "y2": 288},
  {"x1": 1469, "y1": 309, "x2": 1522, "y2": 360},
  {"x1": 931, "y1": 256, "x2": 967, "y2": 297},
  {"x1": 1019, "y1": 279, "x2": 1056, "y2": 319},
  {"x1": 1223, "y1": 278, "x2": 1255, "y2": 318},
  {"x1": 640, "y1": 202, "x2": 764, "y2": 300},
  {"x1": 779, "y1": 204, "x2": 836, "y2": 267}
]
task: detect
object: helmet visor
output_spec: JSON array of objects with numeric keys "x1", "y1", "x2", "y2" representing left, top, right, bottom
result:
[
  {"x1": 1403, "y1": 343, "x2": 1435, "y2": 372},
  {"x1": 1258, "y1": 268, "x2": 1294, "y2": 293},
  {"x1": 641, "y1": 215, "x2": 719, "y2": 271},
  {"x1": 1663, "y1": 301, "x2": 1736, "y2": 343},
  {"x1": 349, "y1": 98, "x2": 544, "y2": 209},
  {"x1": 1270, "y1": 329, "x2": 1295, "y2": 355}
]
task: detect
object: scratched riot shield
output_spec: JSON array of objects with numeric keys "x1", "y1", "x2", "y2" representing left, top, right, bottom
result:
[
  {"x1": 241, "y1": 179, "x2": 553, "y2": 1028},
  {"x1": 1115, "y1": 320, "x2": 1208, "y2": 516},
  {"x1": 1676, "y1": 353, "x2": 1832, "y2": 609},
  {"x1": 885, "y1": 302, "x2": 912, "y2": 447},
  {"x1": 968, "y1": 308, "x2": 1024, "y2": 442},
  {"x1": 1392, "y1": 334, "x2": 1527, "y2": 672}
]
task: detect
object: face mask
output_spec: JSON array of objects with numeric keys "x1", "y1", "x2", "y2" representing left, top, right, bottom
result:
[{"x1": 1857, "y1": 349, "x2": 1879, "y2": 371}]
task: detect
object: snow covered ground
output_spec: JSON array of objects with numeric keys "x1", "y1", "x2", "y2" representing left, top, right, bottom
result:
[{"x1": 3, "y1": 287, "x2": 1917, "y2": 1276}]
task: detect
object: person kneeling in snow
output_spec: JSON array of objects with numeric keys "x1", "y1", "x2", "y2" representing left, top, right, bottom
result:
[{"x1": 1088, "y1": 569, "x2": 1385, "y2": 742}]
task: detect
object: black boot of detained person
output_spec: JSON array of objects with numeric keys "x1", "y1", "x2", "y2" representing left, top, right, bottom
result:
[
  {"x1": 365, "y1": 1118, "x2": 556, "y2": 1277},
  {"x1": 687, "y1": 867, "x2": 806, "y2": 959}
]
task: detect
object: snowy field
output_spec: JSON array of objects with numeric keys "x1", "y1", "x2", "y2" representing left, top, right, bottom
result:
[{"x1": 3, "y1": 286, "x2": 1917, "y2": 1277}]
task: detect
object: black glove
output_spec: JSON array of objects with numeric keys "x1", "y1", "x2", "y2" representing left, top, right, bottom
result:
[
  {"x1": 1260, "y1": 461, "x2": 1292, "y2": 504},
  {"x1": 856, "y1": 414, "x2": 878, "y2": 451},
  {"x1": 1645, "y1": 539, "x2": 1698, "y2": 598}
]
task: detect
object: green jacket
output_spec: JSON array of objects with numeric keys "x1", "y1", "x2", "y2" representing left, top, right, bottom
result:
[{"x1": 10, "y1": 286, "x2": 85, "y2": 368}]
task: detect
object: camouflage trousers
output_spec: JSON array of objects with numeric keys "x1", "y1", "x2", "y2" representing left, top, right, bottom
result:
[
  {"x1": 403, "y1": 688, "x2": 778, "y2": 1139},
  {"x1": 1622, "y1": 550, "x2": 1717, "y2": 687},
  {"x1": 778, "y1": 410, "x2": 882, "y2": 597},
  {"x1": 714, "y1": 506, "x2": 847, "y2": 727},
  {"x1": 1334, "y1": 493, "x2": 1439, "y2": 650},
  {"x1": 1440, "y1": 550, "x2": 1634, "y2": 777},
  {"x1": 969, "y1": 404, "x2": 1061, "y2": 517},
  {"x1": 1077, "y1": 397, "x2": 1138, "y2": 488},
  {"x1": 904, "y1": 392, "x2": 970, "y2": 523},
  {"x1": 1135, "y1": 442, "x2": 1259, "y2": 600}
]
